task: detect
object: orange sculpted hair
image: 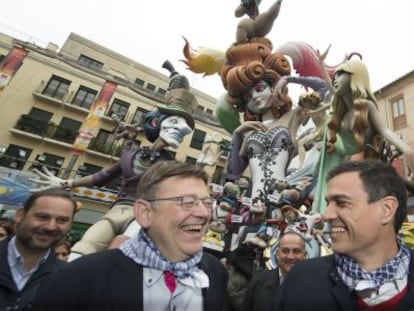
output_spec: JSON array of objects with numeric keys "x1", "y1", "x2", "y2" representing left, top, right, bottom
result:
[{"x1": 221, "y1": 38, "x2": 292, "y2": 121}]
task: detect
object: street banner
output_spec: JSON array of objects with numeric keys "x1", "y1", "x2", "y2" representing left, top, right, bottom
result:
[
  {"x1": 72, "y1": 80, "x2": 117, "y2": 152},
  {"x1": 0, "y1": 46, "x2": 28, "y2": 95}
]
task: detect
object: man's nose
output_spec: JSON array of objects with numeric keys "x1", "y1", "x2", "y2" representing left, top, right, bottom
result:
[
  {"x1": 322, "y1": 203, "x2": 337, "y2": 221},
  {"x1": 43, "y1": 219, "x2": 58, "y2": 230}
]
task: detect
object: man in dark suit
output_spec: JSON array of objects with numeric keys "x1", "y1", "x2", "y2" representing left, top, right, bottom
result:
[
  {"x1": 275, "y1": 160, "x2": 414, "y2": 310},
  {"x1": 0, "y1": 189, "x2": 76, "y2": 310},
  {"x1": 242, "y1": 231, "x2": 307, "y2": 311},
  {"x1": 32, "y1": 161, "x2": 228, "y2": 310}
]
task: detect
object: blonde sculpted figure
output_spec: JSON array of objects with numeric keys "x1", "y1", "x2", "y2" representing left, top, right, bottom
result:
[{"x1": 312, "y1": 58, "x2": 414, "y2": 213}]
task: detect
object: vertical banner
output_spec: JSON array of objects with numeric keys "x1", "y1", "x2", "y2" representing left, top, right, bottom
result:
[
  {"x1": 0, "y1": 46, "x2": 28, "y2": 95},
  {"x1": 72, "y1": 81, "x2": 117, "y2": 152}
]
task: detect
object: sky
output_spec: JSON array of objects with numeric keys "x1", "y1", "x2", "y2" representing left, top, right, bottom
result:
[{"x1": 1, "y1": 0, "x2": 413, "y2": 99}]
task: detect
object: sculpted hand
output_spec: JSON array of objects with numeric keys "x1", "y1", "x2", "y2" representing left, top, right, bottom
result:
[
  {"x1": 29, "y1": 166, "x2": 73, "y2": 192},
  {"x1": 404, "y1": 148, "x2": 414, "y2": 175},
  {"x1": 234, "y1": 121, "x2": 268, "y2": 135}
]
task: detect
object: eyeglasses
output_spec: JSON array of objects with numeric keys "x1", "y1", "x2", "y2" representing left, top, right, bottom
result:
[{"x1": 146, "y1": 195, "x2": 214, "y2": 211}]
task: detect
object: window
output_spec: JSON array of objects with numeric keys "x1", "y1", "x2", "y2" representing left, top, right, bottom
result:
[
  {"x1": 131, "y1": 107, "x2": 149, "y2": 124},
  {"x1": 185, "y1": 157, "x2": 197, "y2": 164},
  {"x1": 391, "y1": 96, "x2": 407, "y2": 130},
  {"x1": 42, "y1": 75, "x2": 70, "y2": 100},
  {"x1": 38, "y1": 153, "x2": 65, "y2": 176},
  {"x1": 135, "y1": 78, "x2": 145, "y2": 88},
  {"x1": 157, "y1": 88, "x2": 166, "y2": 96},
  {"x1": 146, "y1": 83, "x2": 156, "y2": 92},
  {"x1": 206, "y1": 108, "x2": 213, "y2": 116},
  {"x1": 0, "y1": 144, "x2": 32, "y2": 170},
  {"x1": 220, "y1": 139, "x2": 231, "y2": 158},
  {"x1": 76, "y1": 163, "x2": 102, "y2": 178},
  {"x1": 190, "y1": 129, "x2": 206, "y2": 150},
  {"x1": 28, "y1": 107, "x2": 53, "y2": 122},
  {"x1": 78, "y1": 55, "x2": 103, "y2": 71},
  {"x1": 212, "y1": 166, "x2": 224, "y2": 184},
  {"x1": 196, "y1": 105, "x2": 204, "y2": 115},
  {"x1": 15, "y1": 107, "x2": 52, "y2": 135},
  {"x1": 89, "y1": 129, "x2": 115, "y2": 154},
  {"x1": 72, "y1": 86, "x2": 97, "y2": 109},
  {"x1": 108, "y1": 99, "x2": 130, "y2": 121},
  {"x1": 53, "y1": 117, "x2": 81, "y2": 144}
]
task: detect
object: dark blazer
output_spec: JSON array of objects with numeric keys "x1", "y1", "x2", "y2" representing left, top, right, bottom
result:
[
  {"x1": 274, "y1": 253, "x2": 414, "y2": 310},
  {"x1": 0, "y1": 238, "x2": 63, "y2": 311},
  {"x1": 242, "y1": 268, "x2": 281, "y2": 311},
  {"x1": 31, "y1": 249, "x2": 228, "y2": 311}
]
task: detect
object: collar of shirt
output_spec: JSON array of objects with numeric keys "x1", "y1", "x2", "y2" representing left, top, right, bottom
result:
[
  {"x1": 356, "y1": 278, "x2": 408, "y2": 306},
  {"x1": 7, "y1": 236, "x2": 50, "y2": 290},
  {"x1": 144, "y1": 267, "x2": 209, "y2": 289}
]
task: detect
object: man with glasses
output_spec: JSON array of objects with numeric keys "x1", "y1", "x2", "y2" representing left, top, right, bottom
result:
[
  {"x1": 32, "y1": 161, "x2": 228, "y2": 310},
  {"x1": 242, "y1": 231, "x2": 307, "y2": 311}
]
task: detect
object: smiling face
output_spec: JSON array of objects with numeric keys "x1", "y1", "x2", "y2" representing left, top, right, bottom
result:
[
  {"x1": 276, "y1": 233, "x2": 306, "y2": 277},
  {"x1": 15, "y1": 196, "x2": 74, "y2": 254},
  {"x1": 136, "y1": 176, "x2": 211, "y2": 262},
  {"x1": 159, "y1": 115, "x2": 192, "y2": 148},
  {"x1": 244, "y1": 80, "x2": 273, "y2": 115},
  {"x1": 323, "y1": 172, "x2": 385, "y2": 259}
]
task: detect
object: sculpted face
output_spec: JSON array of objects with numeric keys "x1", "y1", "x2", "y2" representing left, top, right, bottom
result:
[
  {"x1": 332, "y1": 70, "x2": 351, "y2": 96},
  {"x1": 245, "y1": 80, "x2": 273, "y2": 115},
  {"x1": 159, "y1": 116, "x2": 192, "y2": 148}
]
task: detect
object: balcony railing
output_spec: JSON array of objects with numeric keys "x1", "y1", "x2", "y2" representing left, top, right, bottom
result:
[
  {"x1": 87, "y1": 137, "x2": 123, "y2": 158},
  {"x1": 15, "y1": 115, "x2": 78, "y2": 144}
]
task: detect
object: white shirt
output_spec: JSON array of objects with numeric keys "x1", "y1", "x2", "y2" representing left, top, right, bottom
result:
[
  {"x1": 143, "y1": 267, "x2": 209, "y2": 311},
  {"x1": 7, "y1": 236, "x2": 50, "y2": 290}
]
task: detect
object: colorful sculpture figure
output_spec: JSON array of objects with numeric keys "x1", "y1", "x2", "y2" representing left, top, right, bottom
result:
[
  {"x1": 235, "y1": 0, "x2": 283, "y2": 44},
  {"x1": 312, "y1": 58, "x2": 414, "y2": 213},
  {"x1": 196, "y1": 131, "x2": 222, "y2": 167},
  {"x1": 32, "y1": 61, "x2": 198, "y2": 259}
]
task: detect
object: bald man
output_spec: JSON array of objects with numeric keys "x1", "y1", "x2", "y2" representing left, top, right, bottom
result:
[{"x1": 242, "y1": 231, "x2": 307, "y2": 311}]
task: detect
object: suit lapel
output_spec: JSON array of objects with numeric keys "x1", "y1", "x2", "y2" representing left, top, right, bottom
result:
[{"x1": 109, "y1": 253, "x2": 142, "y2": 310}]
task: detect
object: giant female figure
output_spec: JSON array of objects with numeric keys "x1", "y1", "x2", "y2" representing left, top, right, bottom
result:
[
  {"x1": 216, "y1": 38, "x2": 311, "y2": 214},
  {"x1": 312, "y1": 58, "x2": 414, "y2": 213}
]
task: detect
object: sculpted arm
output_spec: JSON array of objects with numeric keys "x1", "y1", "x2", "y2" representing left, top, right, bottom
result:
[
  {"x1": 367, "y1": 101, "x2": 414, "y2": 171},
  {"x1": 227, "y1": 121, "x2": 268, "y2": 176}
]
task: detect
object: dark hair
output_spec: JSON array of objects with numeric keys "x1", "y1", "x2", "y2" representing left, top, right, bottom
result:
[
  {"x1": 326, "y1": 159, "x2": 407, "y2": 233},
  {"x1": 0, "y1": 220, "x2": 15, "y2": 236},
  {"x1": 55, "y1": 238, "x2": 72, "y2": 252},
  {"x1": 23, "y1": 188, "x2": 77, "y2": 214},
  {"x1": 138, "y1": 161, "x2": 209, "y2": 200}
]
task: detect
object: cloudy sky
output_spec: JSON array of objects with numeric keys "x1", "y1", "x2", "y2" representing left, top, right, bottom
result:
[{"x1": 1, "y1": 0, "x2": 413, "y2": 98}]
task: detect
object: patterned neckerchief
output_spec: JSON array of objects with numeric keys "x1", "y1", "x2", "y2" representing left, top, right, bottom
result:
[
  {"x1": 335, "y1": 237, "x2": 411, "y2": 291},
  {"x1": 119, "y1": 229, "x2": 203, "y2": 279}
]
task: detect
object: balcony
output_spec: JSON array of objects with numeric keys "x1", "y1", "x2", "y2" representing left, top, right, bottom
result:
[
  {"x1": 14, "y1": 114, "x2": 78, "y2": 144},
  {"x1": 88, "y1": 137, "x2": 123, "y2": 158}
]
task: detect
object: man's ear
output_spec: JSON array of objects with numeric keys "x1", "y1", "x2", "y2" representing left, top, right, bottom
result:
[
  {"x1": 134, "y1": 199, "x2": 152, "y2": 229},
  {"x1": 14, "y1": 208, "x2": 25, "y2": 226},
  {"x1": 379, "y1": 196, "x2": 398, "y2": 226}
]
